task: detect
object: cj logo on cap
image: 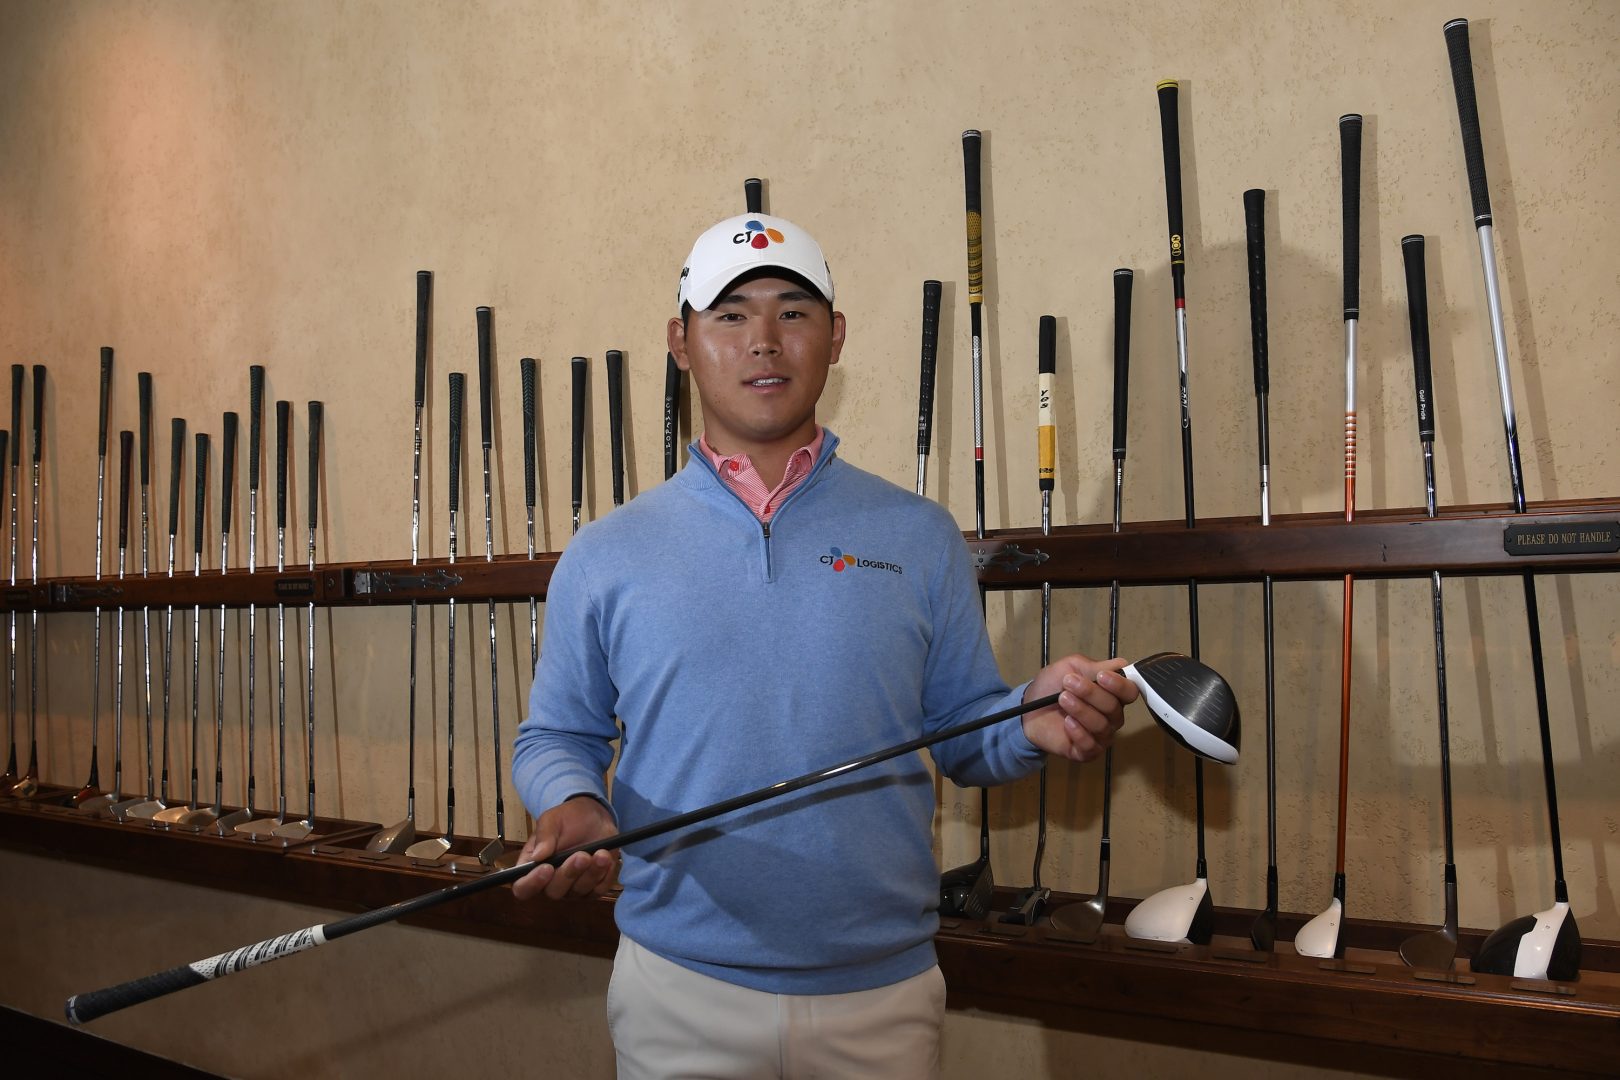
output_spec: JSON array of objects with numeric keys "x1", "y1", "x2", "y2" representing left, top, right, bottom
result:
[{"x1": 733, "y1": 219, "x2": 785, "y2": 250}]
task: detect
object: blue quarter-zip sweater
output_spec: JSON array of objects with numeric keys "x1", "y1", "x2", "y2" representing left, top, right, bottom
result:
[{"x1": 512, "y1": 432, "x2": 1044, "y2": 994}]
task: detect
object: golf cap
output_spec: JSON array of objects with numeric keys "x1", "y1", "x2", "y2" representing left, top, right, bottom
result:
[{"x1": 677, "y1": 213, "x2": 835, "y2": 312}]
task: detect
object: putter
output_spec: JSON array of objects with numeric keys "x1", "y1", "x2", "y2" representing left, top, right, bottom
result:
[
  {"x1": 68, "y1": 652, "x2": 1241, "y2": 1024},
  {"x1": 475, "y1": 311, "x2": 504, "y2": 866},
  {"x1": 1396, "y1": 235, "x2": 1461, "y2": 972},
  {"x1": 165, "y1": 433, "x2": 217, "y2": 828},
  {"x1": 243, "y1": 404, "x2": 292, "y2": 840},
  {"x1": 14, "y1": 365, "x2": 46, "y2": 797},
  {"x1": 2, "y1": 366, "x2": 21, "y2": 795},
  {"x1": 1297, "y1": 114, "x2": 1363, "y2": 961},
  {"x1": 118, "y1": 374, "x2": 166, "y2": 820},
  {"x1": 1446, "y1": 18, "x2": 1580, "y2": 982},
  {"x1": 406, "y1": 375, "x2": 462, "y2": 863},
  {"x1": 367, "y1": 271, "x2": 431, "y2": 855},
  {"x1": 1001, "y1": 315, "x2": 1059, "y2": 927},
  {"x1": 234, "y1": 368, "x2": 269, "y2": 834},
  {"x1": 71, "y1": 350, "x2": 115, "y2": 808},
  {"x1": 271, "y1": 402, "x2": 320, "y2": 842},
  {"x1": 1049, "y1": 269, "x2": 1133, "y2": 944},
  {"x1": 203, "y1": 412, "x2": 250, "y2": 834},
  {"x1": 1244, "y1": 191, "x2": 1280, "y2": 952}
]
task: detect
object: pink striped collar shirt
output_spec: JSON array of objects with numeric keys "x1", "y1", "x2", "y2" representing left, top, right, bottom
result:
[{"x1": 699, "y1": 427, "x2": 825, "y2": 524}]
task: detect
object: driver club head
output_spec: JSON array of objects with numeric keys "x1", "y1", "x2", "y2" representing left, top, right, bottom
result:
[
  {"x1": 1122, "y1": 653, "x2": 1240, "y2": 764},
  {"x1": 1124, "y1": 877, "x2": 1214, "y2": 945},
  {"x1": 365, "y1": 817, "x2": 417, "y2": 855},
  {"x1": 939, "y1": 857, "x2": 993, "y2": 920},
  {"x1": 1470, "y1": 901, "x2": 1580, "y2": 982}
]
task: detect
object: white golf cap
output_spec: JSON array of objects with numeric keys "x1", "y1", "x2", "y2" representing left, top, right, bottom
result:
[{"x1": 677, "y1": 213, "x2": 835, "y2": 312}]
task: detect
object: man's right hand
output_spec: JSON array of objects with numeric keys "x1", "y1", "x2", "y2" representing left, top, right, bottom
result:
[{"x1": 511, "y1": 794, "x2": 620, "y2": 901}]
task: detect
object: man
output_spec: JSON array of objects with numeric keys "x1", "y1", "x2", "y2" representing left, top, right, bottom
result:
[{"x1": 511, "y1": 211, "x2": 1138, "y2": 1078}]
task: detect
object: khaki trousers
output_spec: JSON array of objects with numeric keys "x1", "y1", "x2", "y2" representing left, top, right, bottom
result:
[{"x1": 607, "y1": 935, "x2": 946, "y2": 1080}]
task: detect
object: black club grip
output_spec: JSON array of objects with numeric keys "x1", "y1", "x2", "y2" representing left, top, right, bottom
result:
[
  {"x1": 306, "y1": 402, "x2": 322, "y2": 530},
  {"x1": 168, "y1": 419, "x2": 186, "y2": 538},
  {"x1": 138, "y1": 372, "x2": 153, "y2": 485},
  {"x1": 663, "y1": 353, "x2": 680, "y2": 481},
  {"x1": 65, "y1": 962, "x2": 210, "y2": 1027},
  {"x1": 1112, "y1": 269, "x2": 1134, "y2": 460},
  {"x1": 1401, "y1": 235, "x2": 1436, "y2": 442},
  {"x1": 32, "y1": 364, "x2": 46, "y2": 463},
  {"x1": 447, "y1": 374, "x2": 465, "y2": 514},
  {"x1": 275, "y1": 402, "x2": 290, "y2": 530},
  {"x1": 117, "y1": 430, "x2": 133, "y2": 547},
  {"x1": 744, "y1": 177, "x2": 763, "y2": 214},
  {"x1": 606, "y1": 350, "x2": 624, "y2": 506},
  {"x1": 520, "y1": 357, "x2": 537, "y2": 511},
  {"x1": 477, "y1": 307, "x2": 493, "y2": 449},
  {"x1": 1340, "y1": 114, "x2": 1363, "y2": 320},
  {"x1": 248, "y1": 366, "x2": 264, "y2": 491},
  {"x1": 917, "y1": 281, "x2": 941, "y2": 458},
  {"x1": 1444, "y1": 18, "x2": 1493, "y2": 226},
  {"x1": 220, "y1": 412, "x2": 238, "y2": 527},
  {"x1": 193, "y1": 434, "x2": 209, "y2": 556},
  {"x1": 1243, "y1": 189, "x2": 1269, "y2": 395},
  {"x1": 1156, "y1": 81, "x2": 1186, "y2": 298},
  {"x1": 9, "y1": 365, "x2": 22, "y2": 466},
  {"x1": 571, "y1": 357, "x2": 586, "y2": 515},
  {"x1": 98, "y1": 348, "x2": 114, "y2": 453},
  {"x1": 962, "y1": 131, "x2": 983, "y2": 304},
  {"x1": 415, "y1": 271, "x2": 431, "y2": 409}
]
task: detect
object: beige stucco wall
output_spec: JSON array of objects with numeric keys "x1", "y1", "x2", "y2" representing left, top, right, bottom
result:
[{"x1": 1, "y1": 0, "x2": 1615, "y2": 1075}]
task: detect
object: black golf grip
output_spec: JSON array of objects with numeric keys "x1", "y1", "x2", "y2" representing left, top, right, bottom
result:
[
  {"x1": 477, "y1": 307, "x2": 493, "y2": 448},
  {"x1": 98, "y1": 348, "x2": 114, "y2": 454},
  {"x1": 248, "y1": 366, "x2": 264, "y2": 490},
  {"x1": 1112, "y1": 269, "x2": 1133, "y2": 460},
  {"x1": 1243, "y1": 189, "x2": 1269, "y2": 395},
  {"x1": 1340, "y1": 114, "x2": 1363, "y2": 320},
  {"x1": 606, "y1": 350, "x2": 624, "y2": 506},
  {"x1": 307, "y1": 402, "x2": 323, "y2": 530},
  {"x1": 1443, "y1": 19, "x2": 1493, "y2": 226},
  {"x1": 415, "y1": 271, "x2": 431, "y2": 409},
  {"x1": 1037, "y1": 314, "x2": 1056, "y2": 493},
  {"x1": 1402, "y1": 235, "x2": 1436, "y2": 441},
  {"x1": 571, "y1": 357, "x2": 586, "y2": 513},
  {"x1": 744, "y1": 177, "x2": 763, "y2": 214},
  {"x1": 0, "y1": 432, "x2": 8, "y2": 500},
  {"x1": 138, "y1": 372, "x2": 153, "y2": 485},
  {"x1": 64, "y1": 688, "x2": 1064, "y2": 1025},
  {"x1": 118, "y1": 431, "x2": 133, "y2": 548},
  {"x1": 193, "y1": 434, "x2": 209, "y2": 556},
  {"x1": 220, "y1": 412, "x2": 238, "y2": 526},
  {"x1": 520, "y1": 357, "x2": 537, "y2": 510},
  {"x1": 917, "y1": 281, "x2": 941, "y2": 458},
  {"x1": 275, "y1": 402, "x2": 289, "y2": 530},
  {"x1": 9, "y1": 365, "x2": 22, "y2": 465},
  {"x1": 447, "y1": 373, "x2": 465, "y2": 515},
  {"x1": 168, "y1": 419, "x2": 186, "y2": 538},
  {"x1": 962, "y1": 131, "x2": 983, "y2": 304},
  {"x1": 663, "y1": 352, "x2": 680, "y2": 481},
  {"x1": 1156, "y1": 81, "x2": 1185, "y2": 300},
  {"x1": 32, "y1": 364, "x2": 45, "y2": 463}
]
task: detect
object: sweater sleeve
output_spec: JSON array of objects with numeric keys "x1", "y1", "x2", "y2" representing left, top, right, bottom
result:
[
  {"x1": 919, "y1": 521, "x2": 1045, "y2": 786},
  {"x1": 511, "y1": 543, "x2": 621, "y2": 821}
]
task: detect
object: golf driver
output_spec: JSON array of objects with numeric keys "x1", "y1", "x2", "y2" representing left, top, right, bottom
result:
[
  {"x1": 67, "y1": 651, "x2": 1240, "y2": 1024},
  {"x1": 1049, "y1": 268, "x2": 1133, "y2": 944},
  {"x1": 71, "y1": 349, "x2": 114, "y2": 808},
  {"x1": 271, "y1": 401, "x2": 320, "y2": 842},
  {"x1": 155, "y1": 433, "x2": 210, "y2": 827}
]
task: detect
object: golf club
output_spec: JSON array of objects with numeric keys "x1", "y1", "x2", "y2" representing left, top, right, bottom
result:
[
  {"x1": 368, "y1": 271, "x2": 431, "y2": 855},
  {"x1": 120, "y1": 372, "x2": 166, "y2": 820},
  {"x1": 1049, "y1": 268, "x2": 1133, "y2": 944},
  {"x1": 663, "y1": 352, "x2": 681, "y2": 482},
  {"x1": 104, "y1": 433, "x2": 141, "y2": 819},
  {"x1": 71, "y1": 349, "x2": 114, "y2": 807},
  {"x1": 914, "y1": 280, "x2": 941, "y2": 497},
  {"x1": 244, "y1": 404, "x2": 293, "y2": 837},
  {"x1": 1244, "y1": 189, "x2": 1280, "y2": 952},
  {"x1": 1296, "y1": 113, "x2": 1362, "y2": 961},
  {"x1": 405, "y1": 376, "x2": 463, "y2": 863},
  {"x1": 571, "y1": 356, "x2": 585, "y2": 536},
  {"x1": 67, "y1": 651, "x2": 1239, "y2": 1024},
  {"x1": 1396, "y1": 234, "x2": 1462, "y2": 973},
  {"x1": 2, "y1": 365, "x2": 21, "y2": 794},
  {"x1": 154, "y1": 432, "x2": 209, "y2": 827},
  {"x1": 744, "y1": 176, "x2": 763, "y2": 215},
  {"x1": 1445, "y1": 18, "x2": 1580, "y2": 981},
  {"x1": 522, "y1": 355, "x2": 539, "y2": 671},
  {"x1": 205, "y1": 413, "x2": 251, "y2": 834},
  {"x1": 1000, "y1": 315, "x2": 1058, "y2": 927},
  {"x1": 155, "y1": 419, "x2": 186, "y2": 817},
  {"x1": 233, "y1": 367, "x2": 268, "y2": 834},
  {"x1": 0, "y1": 431, "x2": 9, "y2": 790},
  {"x1": 16, "y1": 365, "x2": 46, "y2": 796},
  {"x1": 476, "y1": 310, "x2": 505, "y2": 866},
  {"x1": 270, "y1": 401, "x2": 320, "y2": 842}
]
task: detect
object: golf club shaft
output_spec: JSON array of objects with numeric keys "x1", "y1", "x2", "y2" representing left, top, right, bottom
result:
[
  {"x1": 161, "y1": 419, "x2": 185, "y2": 804},
  {"x1": 1032, "y1": 314, "x2": 1056, "y2": 891},
  {"x1": 446, "y1": 373, "x2": 464, "y2": 841},
  {"x1": 114, "y1": 431, "x2": 132, "y2": 794},
  {"x1": 139, "y1": 373, "x2": 155, "y2": 799},
  {"x1": 189, "y1": 433, "x2": 209, "y2": 809},
  {"x1": 304, "y1": 402, "x2": 322, "y2": 824},
  {"x1": 1100, "y1": 268, "x2": 1133, "y2": 898},
  {"x1": 86, "y1": 350, "x2": 114, "y2": 793},
  {"x1": 275, "y1": 402, "x2": 289, "y2": 821},
  {"x1": 479, "y1": 310, "x2": 505, "y2": 842},
  {"x1": 570, "y1": 357, "x2": 585, "y2": 535},
  {"x1": 26, "y1": 364, "x2": 44, "y2": 781},
  {"x1": 6, "y1": 365, "x2": 20, "y2": 784},
  {"x1": 408, "y1": 271, "x2": 431, "y2": 826},
  {"x1": 521, "y1": 355, "x2": 538, "y2": 671},
  {"x1": 245, "y1": 367, "x2": 263, "y2": 811},
  {"x1": 213, "y1": 413, "x2": 238, "y2": 814},
  {"x1": 1335, "y1": 114, "x2": 1363, "y2": 889}
]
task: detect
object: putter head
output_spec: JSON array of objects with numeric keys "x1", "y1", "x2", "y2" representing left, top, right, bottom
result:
[
  {"x1": 938, "y1": 857, "x2": 993, "y2": 919},
  {"x1": 364, "y1": 817, "x2": 417, "y2": 854},
  {"x1": 998, "y1": 886, "x2": 1050, "y2": 926},
  {"x1": 1124, "y1": 877, "x2": 1213, "y2": 945},
  {"x1": 405, "y1": 835, "x2": 452, "y2": 862},
  {"x1": 1470, "y1": 901, "x2": 1580, "y2": 981},
  {"x1": 1294, "y1": 898, "x2": 1344, "y2": 959},
  {"x1": 1123, "y1": 653, "x2": 1240, "y2": 764},
  {"x1": 1048, "y1": 894, "x2": 1107, "y2": 943}
]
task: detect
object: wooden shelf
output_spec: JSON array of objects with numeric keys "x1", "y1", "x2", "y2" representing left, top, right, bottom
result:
[{"x1": 2, "y1": 801, "x2": 1615, "y2": 1076}]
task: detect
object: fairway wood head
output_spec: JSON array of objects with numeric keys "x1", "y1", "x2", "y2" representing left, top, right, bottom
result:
[
  {"x1": 1122, "y1": 653, "x2": 1239, "y2": 764},
  {"x1": 1124, "y1": 877, "x2": 1213, "y2": 945},
  {"x1": 1048, "y1": 894, "x2": 1107, "y2": 944},
  {"x1": 1470, "y1": 901, "x2": 1580, "y2": 981},
  {"x1": 939, "y1": 857, "x2": 993, "y2": 919},
  {"x1": 1294, "y1": 898, "x2": 1344, "y2": 959},
  {"x1": 365, "y1": 817, "x2": 417, "y2": 854}
]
